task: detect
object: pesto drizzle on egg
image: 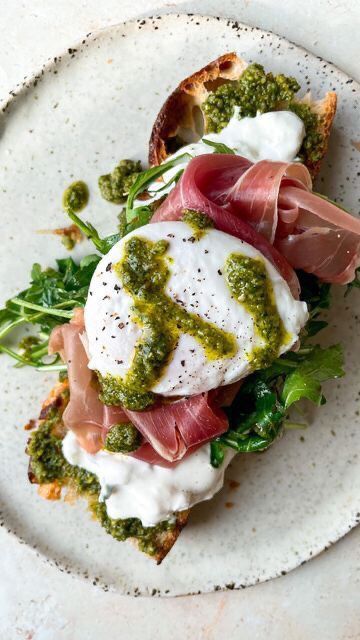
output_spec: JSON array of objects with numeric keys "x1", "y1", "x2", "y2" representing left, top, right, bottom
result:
[
  {"x1": 225, "y1": 254, "x2": 287, "y2": 369},
  {"x1": 98, "y1": 235, "x2": 237, "y2": 410}
]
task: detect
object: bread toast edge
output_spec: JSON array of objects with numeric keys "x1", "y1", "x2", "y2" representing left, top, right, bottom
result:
[
  {"x1": 148, "y1": 52, "x2": 337, "y2": 179},
  {"x1": 26, "y1": 379, "x2": 189, "y2": 563}
]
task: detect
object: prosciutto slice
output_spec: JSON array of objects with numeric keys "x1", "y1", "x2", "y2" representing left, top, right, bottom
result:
[
  {"x1": 49, "y1": 309, "x2": 127, "y2": 454},
  {"x1": 227, "y1": 161, "x2": 312, "y2": 242},
  {"x1": 125, "y1": 392, "x2": 228, "y2": 462},
  {"x1": 276, "y1": 187, "x2": 360, "y2": 282},
  {"x1": 154, "y1": 154, "x2": 360, "y2": 285},
  {"x1": 49, "y1": 310, "x2": 228, "y2": 463}
]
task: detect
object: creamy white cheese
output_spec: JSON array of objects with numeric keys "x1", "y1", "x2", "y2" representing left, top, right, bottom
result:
[
  {"x1": 142, "y1": 110, "x2": 305, "y2": 205},
  {"x1": 62, "y1": 430, "x2": 235, "y2": 526},
  {"x1": 85, "y1": 222, "x2": 308, "y2": 397}
]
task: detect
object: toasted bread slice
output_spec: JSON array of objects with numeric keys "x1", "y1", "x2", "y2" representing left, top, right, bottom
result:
[
  {"x1": 26, "y1": 380, "x2": 189, "y2": 563},
  {"x1": 149, "y1": 52, "x2": 337, "y2": 178}
]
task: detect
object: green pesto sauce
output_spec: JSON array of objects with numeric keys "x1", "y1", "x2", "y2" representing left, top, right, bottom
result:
[
  {"x1": 225, "y1": 254, "x2": 287, "y2": 370},
  {"x1": 98, "y1": 236, "x2": 237, "y2": 410},
  {"x1": 27, "y1": 395, "x2": 175, "y2": 556},
  {"x1": 98, "y1": 159, "x2": 142, "y2": 204},
  {"x1": 91, "y1": 502, "x2": 174, "y2": 555},
  {"x1": 62, "y1": 180, "x2": 89, "y2": 214},
  {"x1": 288, "y1": 102, "x2": 324, "y2": 164},
  {"x1": 182, "y1": 209, "x2": 214, "y2": 239},
  {"x1": 27, "y1": 404, "x2": 100, "y2": 494},
  {"x1": 203, "y1": 63, "x2": 324, "y2": 166},
  {"x1": 203, "y1": 64, "x2": 300, "y2": 133},
  {"x1": 104, "y1": 423, "x2": 142, "y2": 453}
]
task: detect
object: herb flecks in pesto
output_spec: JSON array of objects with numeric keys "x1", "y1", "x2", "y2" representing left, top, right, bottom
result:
[
  {"x1": 203, "y1": 64, "x2": 300, "y2": 133},
  {"x1": 98, "y1": 236, "x2": 237, "y2": 410},
  {"x1": 99, "y1": 159, "x2": 142, "y2": 204},
  {"x1": 104, "y1": 423, "x2": 142, "y2": 453},
  {"x1": 62, "y1": 180, "x2": 89, "y2": 214},
  {"x1": 182, "y1": 209, "x2": 214, "y2": 240},
  {"x1": 225, "y1": 254, "x2": 286, "y2": 369},
  {"x1": 203, "y1": 63, "x2": 324, "y2": 167}
]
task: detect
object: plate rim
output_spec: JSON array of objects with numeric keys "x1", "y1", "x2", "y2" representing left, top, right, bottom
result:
[{"x1": 1, "y1": 12, "x2": 360, "y2": 597}]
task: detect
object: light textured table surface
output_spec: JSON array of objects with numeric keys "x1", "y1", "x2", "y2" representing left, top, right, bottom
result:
[{"x1": 1, "y1": 2, "x2": 360, "y2": 638}]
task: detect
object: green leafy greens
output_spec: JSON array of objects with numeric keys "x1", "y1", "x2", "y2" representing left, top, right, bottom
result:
[
  {"x1": 210, "y1": 272, "x2": 345, "y2": 468},
  {"x1": 202, "y1": 139, "x2": 235, "y2": 154},
  {"x1": 211, "y1": 343, "x2": 344, "y2": 467},
  {"x1": 121, "y1": 153, "x2": 190, "y2": 236},
  {"x1": 0, "y1": 255, "x2": 100, "y2": 370},
  {"x1": 345, "y1": 267, "x2": 360, "y2": 297}
]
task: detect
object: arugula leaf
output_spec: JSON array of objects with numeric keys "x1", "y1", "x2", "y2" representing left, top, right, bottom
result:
[
  {"x1": 147, "y1": 168, "x2": 184, "y2": 196},
  {"x1": 118, "y1": 195, "x2": 168, "y2": 238},
  {"x1": 305, "y1": 320, "x2": 328, "y2": 337},
  {"x1": 202, "y1": 139, "x2": 235, "y2": 154},
  {"x1": 298, "y1": 271, "x2": 331, "y2": 336},
  {"x1": 298, "y1": 271, "x2": 331, "y2": 315},
  {"x1": 67, "y1": 210, "x2": 120, "y2": 254},
  {"x1": 0, "y1": 255, "x2": 100, "y2": 370},
  {"x1": 221, "y1": 432, "x2": 277, "y2": 453},
  {"x1": 228, "y1": 379, "x2": 284, "y2": 438},
  {"x1": 122, "y1": 205, "x2": 153, "y2": 231},
  {"x1": 211, "y1": 342, "x2": 344, "y2": 467},
  {"x1": 281, "y1": 344, "x2": 344, "y2": 408},
  {"x1": 345, "y1": 267, "x2": 360, "y2": 297},
  {"x1": 125, "y1": 153, "x2": 190, "y2": 221},
  {"x1": 246, "y1": 381, "x2": 284, "y2": 438},
  {"x1": 210, "y1": 441, "x2": 225, "y2": 468},
  {"x1": 11, "y1": 298, "x2": 74, "y2": 318},
  {"x1": 15, "y1": 256, "x2": 100, "y2": 315}
]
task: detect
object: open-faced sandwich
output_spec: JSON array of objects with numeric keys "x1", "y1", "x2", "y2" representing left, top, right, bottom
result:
[{"x1": 2, "y1": 54, "x2": 360, "y2": 562}]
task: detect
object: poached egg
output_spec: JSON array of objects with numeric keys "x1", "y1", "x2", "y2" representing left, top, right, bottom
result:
[{"x1": 84, "y1": 221, "x2": 308, "y2": 397}]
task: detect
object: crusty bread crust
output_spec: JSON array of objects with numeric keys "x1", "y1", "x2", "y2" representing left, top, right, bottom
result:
[
  {"x1": 149, "y1": 53, "x2": 247, "y2": 166},
  {"x1": 27, "y1": 380, "x2": 189, "y2": 563},
  {"x1": 148, "y1": 52, "x2": 337, "y2": 179}
]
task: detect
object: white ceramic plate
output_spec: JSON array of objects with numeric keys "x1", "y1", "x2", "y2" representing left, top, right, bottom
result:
[{"x1": 1, "y1": 14, "x2": 360, "y2": 597}]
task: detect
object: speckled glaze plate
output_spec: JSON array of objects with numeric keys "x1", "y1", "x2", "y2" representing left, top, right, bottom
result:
[{"x1": 0, "y1": 14, "x2": 360, "y2": 597}]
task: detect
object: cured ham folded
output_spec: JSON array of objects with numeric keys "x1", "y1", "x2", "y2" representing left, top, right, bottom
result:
[
  {"x1": 125, "y1": 393, "x2": 228, "y2": 462},
  {"x1": 49, "y1": 310, "x2": 228, "y2": 464},
  {"x1": 154, "y1": 154, "x2": 360, "y2": 285},
  {"x1": 49, "y1": 309, "x2": 127, "y2": 454}
]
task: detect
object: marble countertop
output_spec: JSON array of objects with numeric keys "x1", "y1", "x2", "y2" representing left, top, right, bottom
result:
[{"x1": 1, "y1": 1, "x2": 360, "y2": 638}]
